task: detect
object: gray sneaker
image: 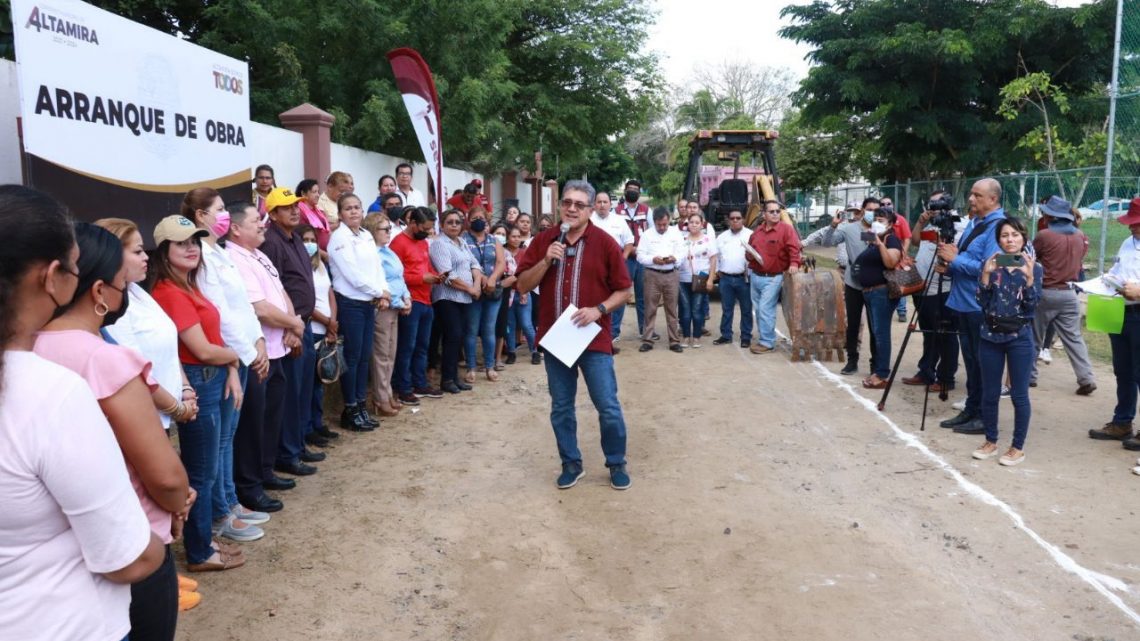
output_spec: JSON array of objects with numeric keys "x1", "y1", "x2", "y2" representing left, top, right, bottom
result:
[
  {"x1": 218, "y1": 514, "x2": 265, "y2": 542},
  {"x1": 233, "y1": 504, "x2": 270, "y2": 525}
]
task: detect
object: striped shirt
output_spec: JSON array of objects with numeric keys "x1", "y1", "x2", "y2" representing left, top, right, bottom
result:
[{"x1": 430, "y1": 235, "x2": 481, "y2": 304}]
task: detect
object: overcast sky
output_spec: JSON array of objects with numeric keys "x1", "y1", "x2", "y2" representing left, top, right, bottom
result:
[{"x1": 647, "y1": 0, "x2": 1095, "y2": 87}]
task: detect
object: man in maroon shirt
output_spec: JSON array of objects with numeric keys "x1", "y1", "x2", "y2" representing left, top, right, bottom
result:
[
  {"x1": 747, "y1": 200, "x2": 801, "y2": 354},
  {"x1": 389, "y1": 207, "x2": 445, "y2": 404},
  {"x1": 517, "y1": 180, "x2": 634, "y2": 490}
]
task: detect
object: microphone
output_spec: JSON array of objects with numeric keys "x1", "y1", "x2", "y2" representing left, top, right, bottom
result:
[{"x1": 551, "y1": 223, "x2": 571, "y2": 268}]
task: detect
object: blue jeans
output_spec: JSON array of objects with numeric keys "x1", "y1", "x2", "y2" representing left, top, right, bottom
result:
[
  {"x1": 336, "y1": 295, "x2": 376, "y2": 406},
  {"x1": 395, "y1": 301, "x2": 433, "y2": 393},
  {"x1": 750, "y1": 274, "x2": 783, "y2": 349},
  {"x1": 544, "y1": 350, "x2": 627, "y2": 467},
  {"x1": 465, "y1": 296, "x2": 502, "y2": 370},
  {"x1": 1111, "y1": 309, "x2": 1140, "y2": 423},
  {"x1": 303, "y1": 333, "x2": 326, "y2": 432},
  {"x1": 980, "y1": 331, "x2": 1034, "y2": 449},
  {"x1": 610, "y1": 294, "x2": 626, "y2": 340},
  {"x1": 717, "y1": 273, "x2": 752, "y2": 341},
  {"x1": 179, "y1": 364, "x2": 226, "y2": 565},
  {"x1": 506, "y1": 290, "x2": 537, "y2": 352},
  {"x1": 626, "y1": 257, "x2": 645, "y2": 335},
  {"x1": 863, "y1": 287, "x2": 894, "y2": 380},
  {"x1": 213, "y1": 364, "x2": 247, "y2": 521},
  {"x1": 278, "y1": 325, "x2": 312, "y2": 466},
  {"x1": 679, "y1": 281, "x2": 708, "y2": 338},
  {"x1": 296, "y1": 324, "x2": 317, "y2": 436},
  {"x1": 895, "y1": 296, "x2": 907, "y2": 316},
  {"x1": 957, "y1": 310, "x2": 984, "y2": 416}
]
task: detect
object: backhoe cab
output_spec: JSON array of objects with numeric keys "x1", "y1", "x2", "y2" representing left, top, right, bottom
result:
[{"x1": 680, "y1": 129, "x2": 782, "y2": 231}]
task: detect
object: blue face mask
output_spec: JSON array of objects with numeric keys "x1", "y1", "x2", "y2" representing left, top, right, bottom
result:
[
  {"x1": 863, "y1": 212, "x2": 875, "y2": 225},
  {"x1": 304, "y1": 242, "x2": 318, "y2": 257}
]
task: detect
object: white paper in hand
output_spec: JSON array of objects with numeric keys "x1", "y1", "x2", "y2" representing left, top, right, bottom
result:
[{"x1": 539, "y1": 304, "x2": 602, "y2": 367}]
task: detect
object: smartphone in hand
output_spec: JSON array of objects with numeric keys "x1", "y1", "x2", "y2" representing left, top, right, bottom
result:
[
  {"x1": 860, "y1": 231, "x2": 877, "y2": 243},
  {"x1": 995, "y1": 254, "x2": 1025, "y2": 268}
]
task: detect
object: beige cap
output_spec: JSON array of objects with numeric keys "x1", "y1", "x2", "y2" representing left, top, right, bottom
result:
[{"x1": 154, "y1": 215, "x2": 208, "y2": 245}]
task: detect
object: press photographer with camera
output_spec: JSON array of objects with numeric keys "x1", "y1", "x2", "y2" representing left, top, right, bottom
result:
[
  {"x1": 852, "y1": 208, "x2": 902, "y2": 389},
  {"x1": 901, "y1": 190, "x2": 964, "y2": 392},
  {"x1": 936, "y1": 179, "x2": 1007, "y2": 434},
  {"x1": 823, "y1": 197, "x2": 882, "y2": 376},
  {"x1": 971, "y1": 218, "x2": 1041, "y2": 466}
]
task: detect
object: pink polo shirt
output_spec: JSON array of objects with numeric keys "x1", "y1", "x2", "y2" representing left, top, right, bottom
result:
[
  {"x1": 228, "y1": 241, "x2": 291, "y2": 359},
  {"x1": 34, "y1": 330, "x2": 173, "y2": 545}
]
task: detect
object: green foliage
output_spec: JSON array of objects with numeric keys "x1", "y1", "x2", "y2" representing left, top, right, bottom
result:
[
  {"x1": 776, "y1": 110, "x2": 863, "y2": 191},
  {"x1": 2, "y1": 0, "x2": 662, "y2": 173},
  {"x1": 779, "y1": 0, "x2": 1116, "y2": 181},
  {"x1": 559, "y1": 139, "x2": 637, "y2": 196}
]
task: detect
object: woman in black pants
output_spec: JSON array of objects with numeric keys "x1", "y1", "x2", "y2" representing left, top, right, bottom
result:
[{"x1": 429, "y1": 209, "x2": 482, "y2": 393}]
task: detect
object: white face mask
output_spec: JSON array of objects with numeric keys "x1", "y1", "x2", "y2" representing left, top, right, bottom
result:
[
  {"x1": 863, "y1": 212, "x2": 875, "y2": 225},
  {"x1": 494, "y1": 234, "x2": 507, "y2": 245},
  {"x1": 871, "y1": 221, "x2": 887, "y2": 235}
]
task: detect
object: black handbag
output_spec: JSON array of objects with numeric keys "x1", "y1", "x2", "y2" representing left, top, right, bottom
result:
[
  {"x1": 986, "y1": 314, "x2": 1026, "y2": 334},
  {"x1": 316, "y1": 336, "x2": 345, "y2": 384}
]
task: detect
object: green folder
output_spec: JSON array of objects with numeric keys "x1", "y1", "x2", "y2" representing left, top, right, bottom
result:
[{"x1": 1087, "y1": 294, "x2": 1125, "y2": 334}]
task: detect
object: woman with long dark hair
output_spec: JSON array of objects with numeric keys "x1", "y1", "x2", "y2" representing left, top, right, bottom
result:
[
  {"x1": 36, "y1": 223, "x2": 193, "y2": 641},
  {"x1": 854, "y1": 208, "x2": 902, "y2": 389},
  {"x1": 149, "y1": 215, "x2": 245, "y2": 573},
  {"x1": 0, "y1": 185, "x2": 163, "y2": 641}
]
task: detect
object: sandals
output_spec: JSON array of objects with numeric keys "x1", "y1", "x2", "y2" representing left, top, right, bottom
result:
[
  {"x1": 464, "y1": 369, "x2": 476, "y2": 384},
  {"x1": 862, "y1": 376, "x2": 887, "y2": 389},
  {"x1": 485, "y1": 368, "x2": 499, "y2": 382},
  {"x1": 373, "y1": 402, "x2": 399, "y2": 417},
  {"x1": 493, "y1": 362, "x2": 506, "y2": 371},
  {"x1": 187, "y1": 550, "x2": 246, "y2": 572}
]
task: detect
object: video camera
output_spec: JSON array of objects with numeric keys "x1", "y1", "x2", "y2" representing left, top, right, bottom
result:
[{"x1": 927, "y1": 194, "x2": 959, "y2": 243}]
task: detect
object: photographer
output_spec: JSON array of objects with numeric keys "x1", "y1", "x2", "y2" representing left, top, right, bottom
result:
[
  {"x1": 971, "y1": 218, "x2": 1041, "y2": 466},
  {"x1": 936, "y1": 178, "x2": 1007, "y2": 435},
  {"x1": 901, "y1": 191, "x2": 963, "y2": 392},
  {"x1": 852, "y1": 208, "x2": 902, "y2": 389},
  {"x1": 822, "y1": 198, "x2": 881, "y2": 376}
]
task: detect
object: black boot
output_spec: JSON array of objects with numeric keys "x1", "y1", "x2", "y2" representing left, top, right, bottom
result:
[
  {"x1": 356, "y1": 404, "x2": 380, "y2": 428},
  {"x1": 840, "y1": 355, "x2": 858, "y2": 375},
  {"x1": 340, "y1": 404, "x2": 373, "y2": 432}
]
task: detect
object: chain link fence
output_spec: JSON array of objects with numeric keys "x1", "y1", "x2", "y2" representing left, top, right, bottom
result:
[{"x1": 786, "y1": 168, "x2": 1140, "y2": 276}]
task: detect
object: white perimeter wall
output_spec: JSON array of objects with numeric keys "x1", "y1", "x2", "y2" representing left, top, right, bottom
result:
[
  {"x1": 249, "y1": 122, "x2": 303, "y2": 191},
  {"x1": 0, "y1": 60, "x2": 22, "y2": 185}
]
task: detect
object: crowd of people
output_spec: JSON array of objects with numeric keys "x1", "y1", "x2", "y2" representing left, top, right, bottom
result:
[{"x1": 4, "y1": 162, "x2": 1140, "y2": 640}]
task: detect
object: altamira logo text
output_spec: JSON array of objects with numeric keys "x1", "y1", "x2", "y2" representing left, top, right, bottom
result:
[{"x1": 25, "y1": 6, "x2": 100, "y2": 45}]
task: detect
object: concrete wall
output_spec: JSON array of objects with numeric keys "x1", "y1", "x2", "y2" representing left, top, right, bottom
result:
[
  {"x1": 249, "y1": 122, "x2": 304, "y2": 191},
  {"x1": 0, "y1": 60, "x2": 22, "y2": 185}
]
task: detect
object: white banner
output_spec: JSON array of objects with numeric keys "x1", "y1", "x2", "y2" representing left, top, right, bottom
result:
[{"x1": 10, "y1": 0, "x2": 251, "y2": 191}]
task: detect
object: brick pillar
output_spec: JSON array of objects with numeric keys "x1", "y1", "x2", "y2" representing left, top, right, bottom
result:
[
  {"x1": 279, "y1": 103, "x2": 335, "y2": 184},
  {"x1": 546, "y1": 179, "x2": 559, "y2": 223}
]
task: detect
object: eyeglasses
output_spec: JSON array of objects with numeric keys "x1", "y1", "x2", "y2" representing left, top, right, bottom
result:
[
  {"x1": 561, "y1": 199, "x2": 590, "y2": 211},
  {"x1": 397, "y1": 171, "x2": 412, "y2": 177},
  {"x1": 377, "y1": 226, "x2": 392, "y2": 232}
]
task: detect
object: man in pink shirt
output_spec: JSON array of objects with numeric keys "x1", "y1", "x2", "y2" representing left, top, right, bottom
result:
[{"x1": 227, "y1": 204, "x2": 306, "y2": 512}]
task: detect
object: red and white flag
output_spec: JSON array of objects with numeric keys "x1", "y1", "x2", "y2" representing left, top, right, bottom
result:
[{"x1": 387, "y1": 48, "x2": 444, "y2": 208}]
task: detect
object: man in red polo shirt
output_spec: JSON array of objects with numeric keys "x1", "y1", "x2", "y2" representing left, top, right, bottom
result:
[
  {"x1": 389, "y1": 207, "x2": 444, "y2": 403},
  {"x1": 516, "y1": 179, "x2": 634, "y2": 491},
  {"x1": 747, "y1": 199, "x2": 801, "y2": 354}
]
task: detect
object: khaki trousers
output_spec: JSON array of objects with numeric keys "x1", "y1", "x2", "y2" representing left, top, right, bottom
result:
[
  {"x1": 642, "y1": 268, "x2": 681, "y2": 345},
  {"x1": 370, "y1": 308, "x2": 399, "y2": 406}
]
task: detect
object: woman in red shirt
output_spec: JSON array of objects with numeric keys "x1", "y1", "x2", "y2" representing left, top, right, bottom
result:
[{"x1": 148, "y1": 215, "x2": 245, "y2": 573}]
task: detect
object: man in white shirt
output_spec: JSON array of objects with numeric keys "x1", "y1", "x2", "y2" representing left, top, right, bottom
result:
[
  {"x1": 711, "y1": 210, "x2": 753, "y2": 347},
  {"x1": 395, "y1": 162, "x2": 427, "y2": 207},
  {"x1": 591, "y1": 191, "x2": 635, "y2": 344},
  {"x1": 636, "y1": 208, "x2": 686, "y2": 353}
]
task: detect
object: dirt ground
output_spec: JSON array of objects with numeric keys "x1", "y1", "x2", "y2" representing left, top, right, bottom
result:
[{"x1": 177, "y1": 280, "x2": 1140, "y2": 641}]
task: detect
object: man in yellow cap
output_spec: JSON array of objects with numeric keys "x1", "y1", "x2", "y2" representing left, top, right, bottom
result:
[{"x1": 259, "y1": 188, "x2": 324, "y2": 477}]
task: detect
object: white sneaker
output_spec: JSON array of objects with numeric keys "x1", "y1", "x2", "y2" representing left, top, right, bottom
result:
[
  {"x1": 218, "y1": 515, "x2": 264, "y2": 542},
  {"x1": 1039, "y1": 348, "x2": 1052, "y2": 364},
  {"x1": 1132, "y1": 465, "x2": 1140, "y2": 476},
  {"x1": 233, "y1": 504, "x2": 270, "y2": 525},
  {"x1": 952, "y1": 399, "x2": 966, "y2": 411}
]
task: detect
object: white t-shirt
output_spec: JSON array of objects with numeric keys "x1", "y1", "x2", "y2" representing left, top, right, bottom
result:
[
  {"x1": 680, "y1": 233, "x2": 716, "y2": 283},
  {"x1": 0, "y1": 352, "x2": 151, "y2": 641},
  {"x1": 398, "y1": 187, "x2": 427, "y2": 208},
  {"x1": 104, "y1": 283, "x2": 182, "y2": 430},
  {"x1": 716, "y1": 228, "x2": 754, "y2": 275},
  {"x1": 310, "y1": 261, "x2": 332, "y2": 334}
]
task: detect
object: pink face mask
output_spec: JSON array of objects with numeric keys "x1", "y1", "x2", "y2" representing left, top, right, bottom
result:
[{"x1": 210, "y1": 210, "x2": 231, "y2": 237}]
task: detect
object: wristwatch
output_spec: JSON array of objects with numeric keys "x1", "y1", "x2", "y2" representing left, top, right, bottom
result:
[{"x1": 596, "y1": 303, "x2": 608, "y2": 315}]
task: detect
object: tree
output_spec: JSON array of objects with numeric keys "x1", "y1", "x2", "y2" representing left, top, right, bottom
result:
[
  {"x1": 775, "y1": 110, "x2": 863, "y2": 192},
  {"x1": 691, "y1": 61, "x2": 796, "y2": 128},
  {"x1": 3, "y1": 0, "x2": 664, "y2": 173},
  {"x1": 779, "y1": 0, "x2": 1116, "y2": 181}
]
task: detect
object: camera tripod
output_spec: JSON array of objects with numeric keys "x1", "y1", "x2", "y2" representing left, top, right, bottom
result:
[{"x1": 875, "y1": 242, "x2": 961, "y2": 431}]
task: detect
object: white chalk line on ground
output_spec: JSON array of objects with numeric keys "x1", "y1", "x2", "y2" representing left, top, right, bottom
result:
[{"x1": 723, "y1": 326, "x2": 1140, "y2": 626}]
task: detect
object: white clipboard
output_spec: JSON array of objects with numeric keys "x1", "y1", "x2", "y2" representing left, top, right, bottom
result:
[{"x1": 538, "y1": 304, "x2": 601, "y2": 367}]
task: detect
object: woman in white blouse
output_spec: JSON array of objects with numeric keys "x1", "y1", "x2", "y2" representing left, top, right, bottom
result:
[
  {"x1": 328, "y1": 194, "x2": 390, "y2": 430},
  {"x1": 679, "y1": 212, "x2": 717, "y2": 348}
]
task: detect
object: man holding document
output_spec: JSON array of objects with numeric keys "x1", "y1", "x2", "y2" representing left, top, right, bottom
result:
[{"x1": 516, "y1": 180, "x2": 634, "y2": 490}]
